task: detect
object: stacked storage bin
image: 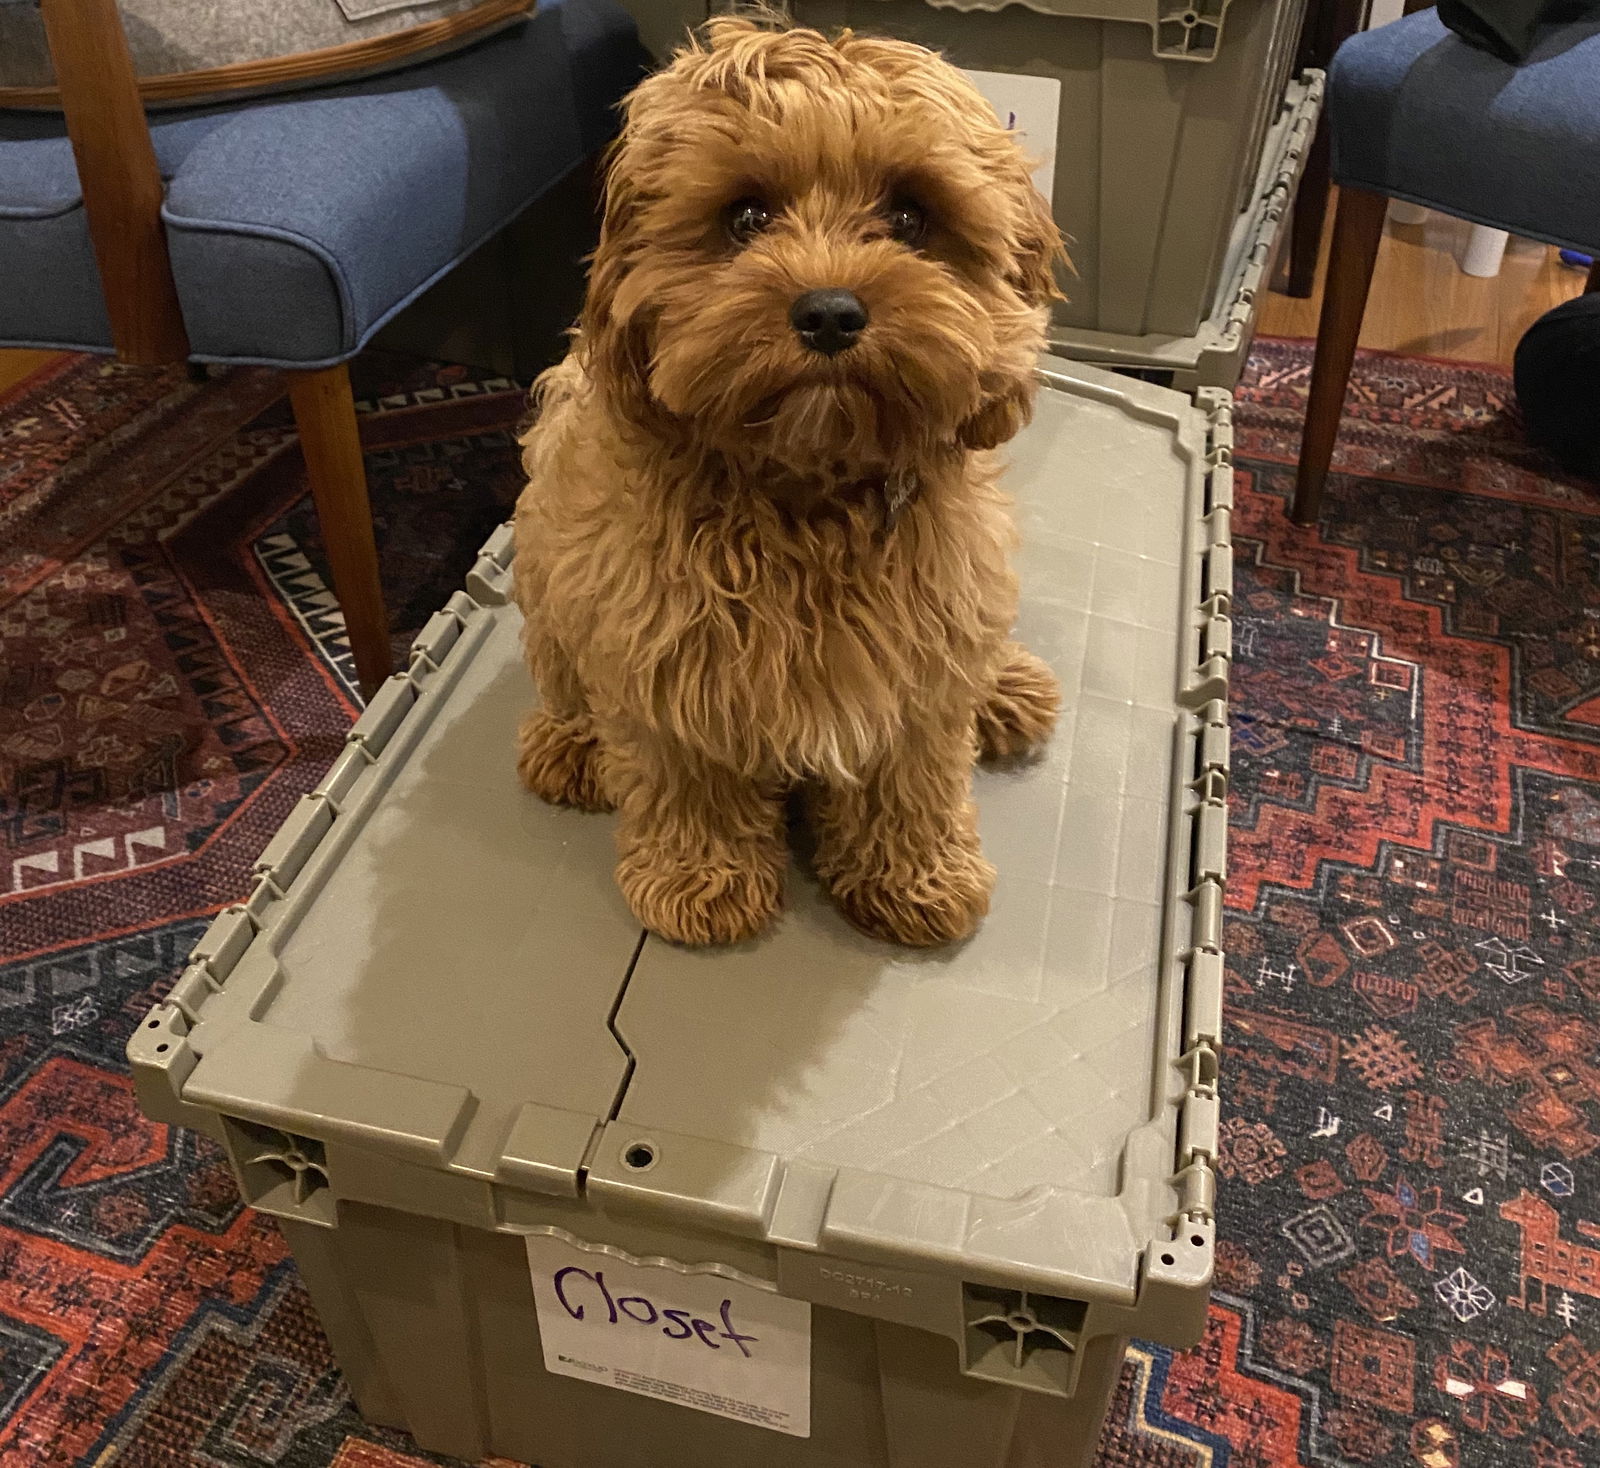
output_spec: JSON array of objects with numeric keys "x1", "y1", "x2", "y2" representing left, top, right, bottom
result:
[
  {"x1": 132, "y1": 360, "x2": 1232, "y2": 1468},
  {"x1": 786, "y1": 0, "x2": 1320, "y2": 388}
]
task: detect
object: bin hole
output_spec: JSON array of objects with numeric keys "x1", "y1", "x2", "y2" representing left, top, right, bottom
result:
[
  {"x1": 1182, "y1": 9, "x2": 1198, "y2": 22},
  {"x1": 623, "y1": 1142, "x2": 657, "y2": 1171},
  {"x1": 147, "y1": 1019, "x2": 160, "y2": 1029},
  {"x1": 1191, "y1": 1234, "x2": 1206, "y2": 1247},
  {"x1": 155, "y1": 1043, "x2": 170, "y2": 1054},
  {"x1": 1160, "y1": 1252, "x2": 1176, "y2": 1267},
  {"x1": 1007, "y1": 1310, "x2": 1037, "y2": 1332}
]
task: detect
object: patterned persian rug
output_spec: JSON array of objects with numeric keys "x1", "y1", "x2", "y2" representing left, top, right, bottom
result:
[{"x1": 2, "y1": 339, "x2": 1599, "y2": 1467}]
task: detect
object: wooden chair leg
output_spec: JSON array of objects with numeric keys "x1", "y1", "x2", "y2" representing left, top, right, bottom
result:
[
  {"x1": 287, "y1": 363, "x2": 392, "y2": 699},
  {"x1": 40, "y1": 0, "x2": 191, "y2": 366},
  {"x1": 1284, "y1": 121, "x2": 1331, "y2": 299},
  {"x1": 1291, "y1": 187, "x2": 1389, "y2": 526},
  {"x1": 1282, "y1": 0, "x2": 1369, "y2": 300}
]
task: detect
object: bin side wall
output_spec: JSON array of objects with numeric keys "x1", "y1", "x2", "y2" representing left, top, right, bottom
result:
[
  {"x1": 286, "y1": 1203, "x2": 1130, "y2": 1468},
  {"x1": 786, "y1": 0, "x2": 1302, "y2": 338}
]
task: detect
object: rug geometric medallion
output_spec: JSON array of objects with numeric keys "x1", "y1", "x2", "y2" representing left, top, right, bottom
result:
[{"x1": 3, "y1": 339, "x2": 1599, "y2": 1466}]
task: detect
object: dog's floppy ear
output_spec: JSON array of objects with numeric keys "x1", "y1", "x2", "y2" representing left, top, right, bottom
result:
[
  {"x1": 958, "y1": 161, "x2": 1066, "y2": 450},
  {"x1": 1007, "y1": 168, "x2": 1068, "y2": 310},
  {"x1": 958, "y1": 377, "x2": 1035, "y2": 452},
  {"x1": 578, "y1": 139, "x2": 672, "y2": 437}
]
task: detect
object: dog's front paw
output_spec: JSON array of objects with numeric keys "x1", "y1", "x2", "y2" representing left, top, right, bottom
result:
[
  {"x1": 616, "y1": 841, "x2": 784, "y2": 946},
  {"x1": 518, "y1": 709, "x2": 612, "y2": 810},
  {"x1": 977, "y1": 645, "x2": 1059, "y2": 763},
  {"x1": 829, "y1": 843, "x2": 995, "y2": 947}
]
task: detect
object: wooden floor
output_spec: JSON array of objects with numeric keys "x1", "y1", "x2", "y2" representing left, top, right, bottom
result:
[
  {"x1": 1260, "y1": 199, "x2": 1590, "y2": 368},
  {"x1": 0, "y1": 208, "x2": 1587, "y2": 394},
  {"x1": 0, "y1": 348, "x2": 61, "y2": 396}
]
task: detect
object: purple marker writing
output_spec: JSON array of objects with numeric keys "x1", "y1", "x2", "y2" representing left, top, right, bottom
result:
[{"x1": 553, "y1": 1266, "x2": 761, "y2": 1358}]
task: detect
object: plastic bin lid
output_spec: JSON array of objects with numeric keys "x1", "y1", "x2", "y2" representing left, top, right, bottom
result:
[
  {"x1": 796, "y1": 0, "x2": 1242, "y2": 63},
  {"x1": 135, "y1": 359, "x2": 1230, "y2": 1313}
]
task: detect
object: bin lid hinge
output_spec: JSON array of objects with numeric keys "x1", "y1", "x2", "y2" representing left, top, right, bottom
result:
[
  {"x1": 1183, "y1": 948, "x2": 1223, "y2": 1052},
  {"x1": 1179, "y1": 1039, "x2": 1220, "y2": 1102},
  {"x1": 1173, "y1": 1062, "x2": 1220, "y2": 1228},
  {"x1": 1189, "y1": 796, "x2": 1227, "y2": 892},
  {"x1": 1171, "y1": 1156, "x2": 1217, "y2": 1225}
]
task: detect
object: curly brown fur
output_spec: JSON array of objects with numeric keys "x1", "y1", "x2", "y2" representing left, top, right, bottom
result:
[
  {"x1": 977, "y1": 644, "x2": 1061, "y2": 764},
  {"x1": 513, "y1": 15, "x2": 1065, "y2": 946},
  {"x1": 516, "y1": 709, "x2": 612, "y2": 811}
]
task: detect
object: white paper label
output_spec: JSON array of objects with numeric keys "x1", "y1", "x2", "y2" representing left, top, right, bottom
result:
[
  {"x1": 961, "y1": 69, "x2": 1062, "y2": 207},
  {"x1": 526, "y1": 1233, "x2": 812, "y2": 1438}
]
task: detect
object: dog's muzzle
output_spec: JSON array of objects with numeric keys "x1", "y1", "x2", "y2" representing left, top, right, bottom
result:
[{"x1": 790, "y1": 288, "x2": 868, "y2": 357}]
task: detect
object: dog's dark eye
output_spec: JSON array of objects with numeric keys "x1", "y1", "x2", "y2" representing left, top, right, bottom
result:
[
  {"x1": 726, "y1": 197, "x2": 772, "y2": 245},
  {"x1": 886, "y1": 201, "x2": 927, "y2": 247}
]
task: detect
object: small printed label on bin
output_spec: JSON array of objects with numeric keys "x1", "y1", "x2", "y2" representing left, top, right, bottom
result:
[
  {"x1": 527, "y1": 1233, "x2": 812, "y2": 1437},
  {"x1": 961, "y1": 69, "x2": 1060, "y2": 206}
]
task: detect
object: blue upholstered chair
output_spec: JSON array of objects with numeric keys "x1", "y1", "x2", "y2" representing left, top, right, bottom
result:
[
  {"x1": 1291, "y1": 9, "x2": 1600, "y2": 523},
  {"x1": 0, "y1": 0, "x2": 648, "y2": 694}
]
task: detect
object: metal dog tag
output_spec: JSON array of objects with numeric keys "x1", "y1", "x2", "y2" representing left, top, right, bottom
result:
[{"x1": 883, "y1": 471, "x2": 918, "y2": 530}]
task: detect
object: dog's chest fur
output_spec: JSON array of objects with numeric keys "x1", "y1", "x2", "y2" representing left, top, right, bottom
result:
[
  {"x1": 515, "y1": 368, "x2": 1017, "y2": 781},
  {"x1": 552, "y1": 474, "x2": 1011, "y2": 780}
]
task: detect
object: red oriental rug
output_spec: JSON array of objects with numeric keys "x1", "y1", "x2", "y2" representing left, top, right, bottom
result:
[{"x1": 2, "y1": 339, "x2": 1599, "y2": 1467}]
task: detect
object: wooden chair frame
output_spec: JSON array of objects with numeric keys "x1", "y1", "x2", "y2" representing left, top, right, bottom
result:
[
  {"x1": 41, "y1": 0, "x2": 393, "y2": 698},
  {"x1": 1281, "y1": 0, "x2": 1371, "y2": 299},
  {"x1": 1291, "y1": 186, "x2": 1600, "y2": 524}
]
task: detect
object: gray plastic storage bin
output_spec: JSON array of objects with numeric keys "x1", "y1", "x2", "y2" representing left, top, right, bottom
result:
[
  {"x1": 1054, "y1": 67, "x2": 1322, "y2": 391},
  {"x1": 783, "y1": 0, "x2": 1313, "y2": 382},
  {"x1": 620, "y1": 0, "x2": 711, "y2": 57},
  {"x1": 131, "y1": 359, "x2": 1232, "y2": 1468}
]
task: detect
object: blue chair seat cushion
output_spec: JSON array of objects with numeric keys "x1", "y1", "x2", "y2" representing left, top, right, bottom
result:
[
  {"x1": 0, "y1": 0, "x2": 647, "y2": 366},
  {"x1": 1329, "y1": 9, "x2": 1600, "y2": 256},
  {"x1": 1, "y1": 109, "x2": 227, "y2": 353}
]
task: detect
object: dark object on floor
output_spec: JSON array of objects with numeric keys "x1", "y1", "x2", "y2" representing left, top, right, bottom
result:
[
  {"x1": 1515, "y1": 292, "x2": 1600, "y2": 479},
  {"x1": 1438, "y1": 0, "x2": 1599, "y2": 61}
]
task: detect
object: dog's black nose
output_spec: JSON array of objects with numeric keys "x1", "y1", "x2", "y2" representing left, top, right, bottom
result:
[{"x1": 790, "y1": 288, "x2": 868, "y2": 356}]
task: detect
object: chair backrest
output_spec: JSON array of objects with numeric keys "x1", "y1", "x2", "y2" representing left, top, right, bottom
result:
[{"x1": 39, "y1": 0, "x2": 190, "y2": 365}]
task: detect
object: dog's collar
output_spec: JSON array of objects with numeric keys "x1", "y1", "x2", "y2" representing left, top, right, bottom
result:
[{"x1": 759, "y1": 465, "x2": 920, "y2": 528}]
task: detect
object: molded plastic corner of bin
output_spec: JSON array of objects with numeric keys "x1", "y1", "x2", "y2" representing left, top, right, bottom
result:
[
  {"x1": 1049, "y1": 68, "x2": 1324, "y2": 391},
  {"x1": 808, "y1": 0, "x2": 1241, "y2": 60},
  {"x1": 126, "y1": 543, "x2": 517, "y2": 1152}
]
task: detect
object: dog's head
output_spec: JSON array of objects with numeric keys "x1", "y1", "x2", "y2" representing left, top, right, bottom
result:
[{"x1": 581, "y1": 15, "x2": 1066, "y2": 473}]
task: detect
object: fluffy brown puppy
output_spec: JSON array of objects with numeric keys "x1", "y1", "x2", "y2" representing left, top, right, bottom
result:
[{"x1": 513, "y1": 15, "x2": 1064, "y2": 947}]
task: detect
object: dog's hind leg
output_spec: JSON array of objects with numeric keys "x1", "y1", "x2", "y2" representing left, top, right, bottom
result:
[
  {"x1": 976, "y1": 642, "x2": 1059, "y2": 764},
  {"x1": 517, "y1": 626, "x2": 613, "y2": 811}
]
